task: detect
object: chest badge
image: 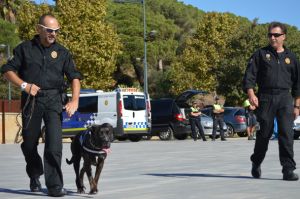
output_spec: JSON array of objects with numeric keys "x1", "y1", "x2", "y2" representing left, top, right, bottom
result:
[
  {"x1": 285, "y1": 58, "x2": 290, "y2": 64},
  {"x1": 266, "y1": 54, "x2": 270, "y2": 61},
  {"x1": 105, "y1": 100, "x2": 108, "y2": 105},
  {"x1": 51, "y1": 51, "x2": 57, "y2": 58}
]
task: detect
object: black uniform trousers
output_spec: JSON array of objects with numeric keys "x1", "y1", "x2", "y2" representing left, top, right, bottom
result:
[
  {"x1": 21, "y1": 93, "x2": 64, "y2": 188},
  {"x1": 251, "y1": 90, "x2": 296, "y2": 172},
  {"x1": 190, "y1": 118, "x2": 205, "y2": 140},
  {"x1": 212, "y1": 116, "x2": 225, "y2": 139}
]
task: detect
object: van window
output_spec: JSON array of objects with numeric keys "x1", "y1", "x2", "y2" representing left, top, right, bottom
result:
[
  {"x1": 123, "y1": 95, "x2": 146, "y2": 111},
  {"x1": 78, "y1": 96, "x2": 98, "y2": 113}
]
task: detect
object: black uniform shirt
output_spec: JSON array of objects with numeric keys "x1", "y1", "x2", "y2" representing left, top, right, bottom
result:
[
  {"x1": 1, "y1": 35, "x2": 82, "y2": 90},
  {"x1": 243, "y1": 45, "x2": 300, "y2": 97}
]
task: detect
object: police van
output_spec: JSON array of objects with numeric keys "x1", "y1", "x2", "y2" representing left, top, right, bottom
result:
[{"x1": 41, "y1": 88, "x2": 151, "y2": 142}]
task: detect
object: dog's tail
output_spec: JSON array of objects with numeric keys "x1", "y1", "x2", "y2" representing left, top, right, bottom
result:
[{"x1": 66, "y1": 157, "x2": 74, "y2": 165}]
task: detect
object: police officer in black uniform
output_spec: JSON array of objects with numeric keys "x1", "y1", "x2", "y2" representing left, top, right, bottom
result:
[
  {"x1": 243, "y1": 21, "x2": 300, "y2": 181},
  {"x1": 212, "y1": 97, "x2": 226, "y2": 141},
  {"x1": 190, "y1": 101, "x2": 206, "y2": 141},
  {"x1": 1, "y1": 14, "x2": 82, "y2": 196}
]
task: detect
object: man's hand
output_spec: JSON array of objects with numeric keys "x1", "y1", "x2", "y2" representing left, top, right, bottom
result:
[
  {"x1": 24, "y1": 83, "x2": 40, "y2": 96},
  {"x1": 247, "y1": 89, "x2": 259, "y2": 107},
  {"x1": 294, "y1": 108, "x2": 299, "y2": 121},
  {"x1": 63, "y1": 100, "x2": 78, "y2": 117}
]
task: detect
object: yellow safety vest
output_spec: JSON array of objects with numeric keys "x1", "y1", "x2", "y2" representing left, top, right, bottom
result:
[
  {"x1": 213, "y1": 104, "x2": 222, "y2": 110},
  {"x1": 244, "y1": 99, "x2": 250, "y2": 107}
]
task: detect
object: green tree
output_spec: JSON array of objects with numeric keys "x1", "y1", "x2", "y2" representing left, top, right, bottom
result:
[
  {"x1": 1, "y1": 0, "x2": 24, "y2": 23},
  {"x1": 16, "y1": 0, "x2": 122, "y2": 90},
  {"x1": 0, "y1": 18, "x2": 20, "y2": 55},
  {"x1": 105, "y1": 0, "x2": 178, "y2": 87},
  {"x1": 170, "y1": 11, "x2": 239, "y2": 96}
]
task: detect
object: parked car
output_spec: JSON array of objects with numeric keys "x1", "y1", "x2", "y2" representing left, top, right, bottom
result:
[
  {"x1": 189, "y1": 113, "x2": 228, "y2": 139},
  {"x1": 201, "y1": 107, "x2": 247, "y2": 137},
  {"x1": 150, "y1": 90, "x2": 208, "y2": 140}
]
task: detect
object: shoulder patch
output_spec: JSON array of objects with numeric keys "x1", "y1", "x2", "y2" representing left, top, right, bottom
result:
[
  {"x1": 9, "y1": 55, "x2": 14, "y2": 61},
  {"x1": 249, "y1": 59, "x2": 253, "y2": 64}
]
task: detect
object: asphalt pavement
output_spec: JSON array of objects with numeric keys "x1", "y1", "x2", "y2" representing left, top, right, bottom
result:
[{"x1": 0, "y1": 137, "x2": 300, "y2": 199}]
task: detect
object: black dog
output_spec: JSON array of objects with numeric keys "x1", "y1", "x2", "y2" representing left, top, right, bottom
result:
[{"x1": 66, "y1": 123, "x2": 112, "y2": 194}]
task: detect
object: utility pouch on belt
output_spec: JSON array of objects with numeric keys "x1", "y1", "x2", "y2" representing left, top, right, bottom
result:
[{"x1": 61, "y1": 80, "x2": 69, "y2": 106}]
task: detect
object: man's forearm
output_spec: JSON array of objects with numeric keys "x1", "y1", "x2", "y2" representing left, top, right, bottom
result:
[
  {"x1": 3, "y1": 71, "x2": 24, "y2": 87},
  {"x1": 294, "y1": 96, "x2": 300, "y2": 106},
  {"x1": 71, "y1": 79, "x2": 80, "y2": 102}
]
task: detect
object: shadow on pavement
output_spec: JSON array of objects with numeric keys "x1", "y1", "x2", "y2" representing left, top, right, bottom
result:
[
  {"x1": 0, "y1": 188, "x2": 94, "y2": 198},
  {"x1": 143, "y1": 173, "x2": 281, "y2": 180}
]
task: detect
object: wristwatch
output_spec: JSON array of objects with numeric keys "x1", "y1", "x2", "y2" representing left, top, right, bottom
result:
[
  {"x1": 294, "y1": 105, "x2": 300, "y2": 109},
  {"x1": 21, "y1": 82, "x2": 27, "y2": 91}
]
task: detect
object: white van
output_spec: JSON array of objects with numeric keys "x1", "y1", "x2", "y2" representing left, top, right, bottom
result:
[{"x1": 41, "y1": 88, "x2": 151, "y2": 142}]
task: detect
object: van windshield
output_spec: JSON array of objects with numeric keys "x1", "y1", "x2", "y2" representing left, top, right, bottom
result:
[{"x1": 123, "y1": 95, "x2": 146, "y2": 111}]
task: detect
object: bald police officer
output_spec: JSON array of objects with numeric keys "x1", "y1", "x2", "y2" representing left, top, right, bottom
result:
[{"x1": 243, "y1": 21, "x2": 300, "y2": 181}]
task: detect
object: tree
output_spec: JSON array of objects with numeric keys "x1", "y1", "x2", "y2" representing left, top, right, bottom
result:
[
  {"x1": 0, "y1": 18, "x2": 20, "y2": 55},
  {"x1": 105, "y1": 0, "x2": 178, "y2": 87},
  {"x1": 1, "y1": 0, "x2": 24, "y2": 23},
  {"x1": 170, "y1": 12, "x2": 239, "y2": 96},
  {"x1": 16, "y1": 0, "x2": 122, "y2": 90}
]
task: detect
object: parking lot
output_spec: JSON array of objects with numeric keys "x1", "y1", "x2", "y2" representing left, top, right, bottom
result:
[{"x1": 1, "y1": 137, "x2": 300, "y2": 199}]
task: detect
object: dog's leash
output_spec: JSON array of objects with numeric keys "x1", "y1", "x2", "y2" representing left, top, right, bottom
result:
[{"x1": 16, "y1": 88, "x2": 91, "y2": 128}]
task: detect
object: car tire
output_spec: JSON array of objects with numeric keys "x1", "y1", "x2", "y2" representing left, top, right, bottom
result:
[
  {"x1": 190, "y1": 127, "x2": 202, "y2": 139},
  {"x1": 142, "y1": 135, "x2": 152, "y2": 140},
  {"x1": 174, "y1": 134, "x2": 188, "y2": 140},
  {"x1": 225, "y1": 124, "x2": 234, "y2": 138},
  {"x1": 159, "y1": 127, "x2": 173, "y2": 140},
  {"x1": 128, "y1": 134, "x2": 142, "y2": 142},
  {"x1": 117, "y1": 137, "x2": 128, "y2": 141},
  {"x1": 293, "y1": 135, "x2": 299, "y2": 140},
  {"x1": 41, "y1": 126, "x2": 46, "y2": 143},
  {"x1": 237, "y1": 132, "x2": 247, "y2": 137}
]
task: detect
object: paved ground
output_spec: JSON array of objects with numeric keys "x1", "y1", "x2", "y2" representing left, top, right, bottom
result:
[{"x1": 0, "y1": 137, "x2": 300, "y2": 199}]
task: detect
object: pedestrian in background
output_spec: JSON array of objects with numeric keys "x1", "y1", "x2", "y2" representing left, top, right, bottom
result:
[
  {"x1": 212, "y1": 97, "x2": 226, "y2": 141},
  {"x1": 243, "y1": 21, "x2": 300, "y2": 181},
  {"x1": 190, "y1": 101, "x2": 206, "y2": 141},
  {"x1": 244, "y1": 99, "x2": 256, "y2": 140}
]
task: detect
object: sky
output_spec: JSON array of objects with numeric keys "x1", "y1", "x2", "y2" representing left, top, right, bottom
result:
[{"x1": 42, "y1": 0, "x2": 299, "y2": 30}]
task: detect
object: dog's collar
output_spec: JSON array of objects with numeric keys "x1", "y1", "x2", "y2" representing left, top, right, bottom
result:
[{"x1": 82, "y1": 146, "x2": 106, "y2": 155}]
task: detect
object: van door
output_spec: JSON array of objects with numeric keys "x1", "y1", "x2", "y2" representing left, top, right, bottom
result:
[{"x1": 122, "y1": 93, "x2": 148, "y2": 131}]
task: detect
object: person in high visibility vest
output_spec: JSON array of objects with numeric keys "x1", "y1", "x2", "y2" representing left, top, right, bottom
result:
[
  {"x1": 244, "y1": 99, "x2": 257, "y2": 140},
  {"x1": 212, "y1": 97, "x2": 226, "y2": 141},
  {"x1": 190, "y1": 101, "x2": 206, "y2": 141}
]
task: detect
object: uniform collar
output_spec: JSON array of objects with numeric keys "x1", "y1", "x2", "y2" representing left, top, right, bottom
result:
[
  {"x1": 34, "y1": 35, "x2": 57, "y2": 48},
  {"x1": 267, "y1": 45, "x2": 289, "y2": 54}
]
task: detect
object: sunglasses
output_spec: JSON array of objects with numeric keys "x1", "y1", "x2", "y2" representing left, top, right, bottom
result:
[
  {"x1": 39, "y1": 24, "x2": 60, "y2": 33},
  {"x1": 268, "y1": 33, "x2": 284, "y2": 38}
]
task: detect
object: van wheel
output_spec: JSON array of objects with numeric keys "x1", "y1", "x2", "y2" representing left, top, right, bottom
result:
[
  {"x1": 142, "y1": 135, "x2": 152, "y2": 140},
  {"x1": 110, "y1": 132, "x2": 115, "y2": 142},
  {"x1": 41, "y1": 126, "x2": 46, "y2": 143},
  {"x1": 117, "y1": 137, "x2": 127, "y2": 141},
  {"x1": 159, "y1": 127, "x2": 173, "y2": 140},
  {"x1": 128, "y1": 135, "x2": 142, "y2": 142},
  {"x1": 174, "y1": 134, "x2": 188, "y2": 140}
]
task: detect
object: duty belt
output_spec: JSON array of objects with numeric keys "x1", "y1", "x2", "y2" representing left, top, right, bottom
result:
[
  {"x1": 35, "y1": 89, "x2": 61, "y2": 97},
  {"x1": 259, "y1": 88, "x2": 288, "y2": 95}
]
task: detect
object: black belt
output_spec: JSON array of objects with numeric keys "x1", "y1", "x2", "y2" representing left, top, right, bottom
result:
[
  {"x1": 259, "y1": 88, "x2": 288, "y2": 95},
  {"x1": 35, "y1": 89, "x2": 61, "y2": 97}
]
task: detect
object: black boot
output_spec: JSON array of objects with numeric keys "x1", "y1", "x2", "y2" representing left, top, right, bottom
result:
[
  {"x1": 251, "y1": 162, "x2": 261, "y2": 178},
  {"x1": 283, "y1": 170, "x2": 299, "y2": 181},
  {"x1": 30, "y1": 177, "x2": 42, "y2": 192},
  {"x1": 48, "y1": 186, "x2": 67, "y2": 197}
]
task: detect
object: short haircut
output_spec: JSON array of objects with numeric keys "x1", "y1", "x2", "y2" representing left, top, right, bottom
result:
[
  {"x1": 38, "y1": 14, "x2": 56, "y2": 25},
  {"x1": 268, "y1": 21, "x2": 287, "y2": 35}
]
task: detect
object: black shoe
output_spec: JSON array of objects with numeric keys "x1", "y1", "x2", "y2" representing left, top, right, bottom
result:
[
  {"x1": 194, "y1": 139, "x2": 197, "y2": 141},
  {"x1": 248, "y1": 136, "x2": 255, "y2": 140},
  {"x1": 221, "y1": 138, "x2": 227, "y2": 141},
  {"x1": 211, "y1": 138, "x2": 215, "y2": 141},
  {"x1": 30, "y1": 178, "x2": 42, "y2": 192},
  {"x1": 203, "y1": 138, "x2": 207, "y2": 141},
  {"x1": 283, "y1": 170, "x2": 299, "y2": 181},
  {"x1": 251, "y1": 162, "x2": 261, "y2": 178},
  {"x1": 48, "y1": 186, "x2": 67, "y2": 197}
]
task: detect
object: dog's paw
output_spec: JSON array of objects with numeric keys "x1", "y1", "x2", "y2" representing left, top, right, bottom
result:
[{"x1": 77, "y1": 189, "x2": 85, "y2": 194}]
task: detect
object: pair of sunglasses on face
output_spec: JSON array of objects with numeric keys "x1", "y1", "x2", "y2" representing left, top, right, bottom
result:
[
  {"x1": 39, "y1": 24, "x2": 60, "y2": 33},
  {"x1": 268, "y1": 33, "x2": 284, "y2": 38}
]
